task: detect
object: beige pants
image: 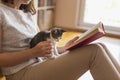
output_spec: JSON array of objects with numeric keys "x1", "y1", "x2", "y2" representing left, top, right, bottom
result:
[{"x1": 6, "y1": 43, "x2": 120, "y2": 80}]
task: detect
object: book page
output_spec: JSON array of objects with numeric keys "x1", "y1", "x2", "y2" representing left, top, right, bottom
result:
[{"x1": 67, "y1": 22, "x2": 105, "y2": 50}]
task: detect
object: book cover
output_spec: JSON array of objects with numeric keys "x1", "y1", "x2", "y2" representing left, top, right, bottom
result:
[{"x1": 66, "y1": 22, "x2": 105, "y2": 50}]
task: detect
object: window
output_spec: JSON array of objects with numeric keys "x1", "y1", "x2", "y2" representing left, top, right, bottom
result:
[
  {"x1": 78, "y1": 0, "x2": 120, "y2": 34},
  {"x1": 78, "y1": 0, "x2": 120, "y2": 64}
]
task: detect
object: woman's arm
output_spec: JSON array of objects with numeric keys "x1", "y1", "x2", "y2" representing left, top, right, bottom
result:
[
  {"x1": 0, "y1": 23, "x2": 53, "y2": 67},
  {"x1": 57, "y1": 36, "x2": 79, "y2": 54},
  {"x1": 0, "y1": 49, "x2": 35, "y2": 67},
  {"x1": 0, "y1": 41, "x2": 53, "y2": 67}
]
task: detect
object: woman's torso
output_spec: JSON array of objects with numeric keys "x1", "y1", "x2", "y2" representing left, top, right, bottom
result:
[{"x1": 0, "y1": 3, "x2": 39, "y2": 75}]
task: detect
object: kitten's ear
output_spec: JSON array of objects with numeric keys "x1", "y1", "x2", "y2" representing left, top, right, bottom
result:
[
  {"x1": 62, "y1": 29, "x2": 67, "y2": 32},
  {"x1": 61, "y1": 29, "x2": 66, "y2": 33}
]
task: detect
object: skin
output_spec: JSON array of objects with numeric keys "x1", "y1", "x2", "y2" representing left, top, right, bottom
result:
[{"x1": 0, "y1": 0, "x2": 79, "y2": 67}]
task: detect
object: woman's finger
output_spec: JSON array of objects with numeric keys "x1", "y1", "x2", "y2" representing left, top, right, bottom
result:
[
  {"x1": 68, "y1": 36, "x2": 79, "y2": 44},
  {"x1": 71, "y1": 36, "x2": 79, "y2": 42}
]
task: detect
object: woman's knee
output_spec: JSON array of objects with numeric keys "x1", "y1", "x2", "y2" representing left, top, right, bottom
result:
[
  {"x1": 87, "y1": 43, "x2": 107, "y2": 58},
  {"x1": 89, "y1": 43, "x2": 107, "y2": 51},
  {"x1": 86, "y1": 43, "x2": 104, "y2": 50},
  {"x1": 97, "y1": 43, "x2": 107, "y2": 48}
]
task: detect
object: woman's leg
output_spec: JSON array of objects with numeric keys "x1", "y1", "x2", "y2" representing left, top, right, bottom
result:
[
  {"x1": 6, "y1": 43, "x2": 120, "y2": 80},
  {"x1": 98, "y1": 43, "x2": 120, "y2": 73},
  {"x1": 89, "y1": 43, "x2": 120, "y2": 80}
]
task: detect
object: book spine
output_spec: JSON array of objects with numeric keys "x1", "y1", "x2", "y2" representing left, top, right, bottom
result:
[{"x1": 67, "y1": 32, "x2": 105, "y2": 50}]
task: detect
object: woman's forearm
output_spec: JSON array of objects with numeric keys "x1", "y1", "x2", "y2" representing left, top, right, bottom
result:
[
  {"x1": 0, "y1": 48, "x2": 35, "y2": 67},
  {"x1": 0, "y1": 41, "x2": 52, "y2": 67}
]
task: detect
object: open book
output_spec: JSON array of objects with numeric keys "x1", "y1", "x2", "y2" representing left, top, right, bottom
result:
[{"x1": 66, "y1": 22, "x2": 105, "y2": 50}]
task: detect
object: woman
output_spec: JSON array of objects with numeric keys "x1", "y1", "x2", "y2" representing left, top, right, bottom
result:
[{"x1": 0, "y1": 0, "x2": 119, "y2": 80}]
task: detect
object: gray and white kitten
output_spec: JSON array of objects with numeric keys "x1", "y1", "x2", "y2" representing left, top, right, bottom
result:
[{"x1": 30, "y1": 28, "x2": 66, "y2": 58}]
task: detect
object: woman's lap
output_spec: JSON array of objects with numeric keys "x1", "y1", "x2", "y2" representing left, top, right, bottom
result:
[{"x1": 6, "y1": 43, "x2": 120, "y2": 80}]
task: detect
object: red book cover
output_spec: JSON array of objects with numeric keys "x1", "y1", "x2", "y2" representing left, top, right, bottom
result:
[{"x1": 67, "y1": 22, "x2": 105, "y2": 50}]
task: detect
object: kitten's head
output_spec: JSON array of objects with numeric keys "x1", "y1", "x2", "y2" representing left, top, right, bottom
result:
[{"x1": 50, "y1": 28, "x2": 66, "y2": 41}]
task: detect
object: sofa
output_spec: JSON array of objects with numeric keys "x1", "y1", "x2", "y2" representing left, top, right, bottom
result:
[{"x1": 0, "y1": 76, "x2": 6, "y2": 80}]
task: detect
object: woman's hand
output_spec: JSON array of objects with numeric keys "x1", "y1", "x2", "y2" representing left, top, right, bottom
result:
[
  {"x1": 58, "y1": 36, "x2": 79, "y2": 54},
  {"x1": 31, "y1": 41, "x2": 53, "y2": 57}
]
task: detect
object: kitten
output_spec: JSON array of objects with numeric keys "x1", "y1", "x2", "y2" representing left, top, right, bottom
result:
[{"x1": 30, "y1": 28, "x2": 66, "y2": 58}]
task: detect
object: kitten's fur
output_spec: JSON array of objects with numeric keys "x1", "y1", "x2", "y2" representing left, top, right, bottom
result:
[
  {"x1": 30, "y1": 28, "x2": 65, "y2": 48},
  {"x1": 30, "y1": 28, "x2": 65, "y2": 58}
]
